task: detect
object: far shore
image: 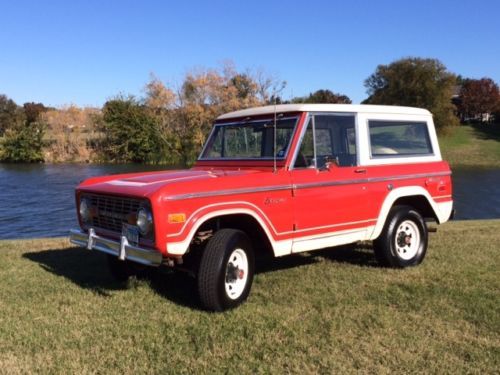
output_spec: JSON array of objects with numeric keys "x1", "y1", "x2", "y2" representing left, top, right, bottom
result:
[{"x1": 2, "y1": 123, "x2": 499, "y2": 169}]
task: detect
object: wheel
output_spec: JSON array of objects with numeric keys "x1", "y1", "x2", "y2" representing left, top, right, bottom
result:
[
  {"x1": 373, "y1": 206, "x2": 428, "y2": 268},
  {"x1": 107, "y1": 254, "x2": 146, "y2": 282},
  {"x1": 197, "y1": 229, "x2": 255, "y2": 311}
]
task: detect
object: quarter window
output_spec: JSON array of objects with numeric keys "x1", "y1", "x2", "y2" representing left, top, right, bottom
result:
[{"x1": 368, "y1": 121, "x2": 433, "y2": 157}]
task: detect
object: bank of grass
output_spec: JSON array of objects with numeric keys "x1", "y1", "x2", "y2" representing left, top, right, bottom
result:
[
  {"x1": 440, "y1": 123, "x2": 500, "y2": 168},
  {"x1": 0, "y1": 220, "x2": 499, "y2": 373}
]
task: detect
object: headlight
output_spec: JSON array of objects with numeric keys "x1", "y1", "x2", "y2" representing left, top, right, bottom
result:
[
  {"x1": 79, "y1": 197, "x2": 91, "y2": 223},
  {"x1": 136, "y1": 207, "x2": 153, "y2": 235}
]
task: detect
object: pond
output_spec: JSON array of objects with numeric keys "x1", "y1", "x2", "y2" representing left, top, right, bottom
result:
[{"x1": 0, "y1": 163, "x2": 499, "y2": 240}]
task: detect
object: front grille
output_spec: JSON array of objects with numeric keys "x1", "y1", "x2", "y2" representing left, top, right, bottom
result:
[{"x1": 82, "y1": 194, "x2": 153, "y2": 241}]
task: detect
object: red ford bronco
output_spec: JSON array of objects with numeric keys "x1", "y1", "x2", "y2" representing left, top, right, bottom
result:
[{"x1": 70, "y1": 104, "x2": 453, "y2": 311}]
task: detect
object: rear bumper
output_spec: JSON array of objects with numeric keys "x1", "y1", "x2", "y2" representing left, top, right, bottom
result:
[{"x1": 69, "y1": 228, "x2": 163, "y2": 266}]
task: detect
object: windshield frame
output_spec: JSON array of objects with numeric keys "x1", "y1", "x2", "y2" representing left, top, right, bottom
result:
[{"x1": 198, "y1": 115, "x2": 300, "y2": 161}]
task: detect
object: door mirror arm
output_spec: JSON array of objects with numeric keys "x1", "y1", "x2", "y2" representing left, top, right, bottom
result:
[{"x1": 319, "y1": 156, "x2": 338, "y2": 171}]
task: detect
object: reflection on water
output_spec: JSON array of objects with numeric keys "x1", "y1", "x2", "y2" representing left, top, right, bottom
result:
[{"x1": 0, "y1": 163, "x2": 499, "y2": 240}]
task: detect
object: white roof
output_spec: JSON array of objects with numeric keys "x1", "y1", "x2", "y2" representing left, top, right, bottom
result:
[{"x1": 217, "y1": 104, "x2": 431, "y2": 119}]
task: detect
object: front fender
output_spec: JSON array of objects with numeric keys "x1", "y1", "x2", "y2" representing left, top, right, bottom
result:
[{"x1": 165, "y1": 202, "x2": 292, "y2": 257}]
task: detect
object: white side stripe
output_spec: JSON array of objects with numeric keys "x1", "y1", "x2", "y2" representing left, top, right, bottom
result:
[{"x1": 166, "y1": 200, "x2": 376, "y2": 238}]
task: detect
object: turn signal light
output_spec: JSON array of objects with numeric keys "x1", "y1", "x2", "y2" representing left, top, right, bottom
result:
[{"x1": 168, "y1": 213, "x2": 186, "y2": 224}]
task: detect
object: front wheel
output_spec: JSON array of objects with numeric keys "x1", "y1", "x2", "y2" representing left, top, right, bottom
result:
[
  {"x1": 373, "y1": 206, "x2": 428, "y2": 268},
  {"x1": 197, "y1": 229, "x2": 255, "y2": 311}
]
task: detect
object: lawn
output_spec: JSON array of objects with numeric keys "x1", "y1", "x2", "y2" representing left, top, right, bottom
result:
[
  {"x1": 440, "y1": 123, "x2": 500, "y2": 168},
  {"x1": 0, "y1": 220, "x2": 499, "y2": 373}
]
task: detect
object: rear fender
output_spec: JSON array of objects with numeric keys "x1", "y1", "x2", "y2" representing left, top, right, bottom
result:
[{"x1": 369, "y1": 186, "x2": 452, "y2": 240}]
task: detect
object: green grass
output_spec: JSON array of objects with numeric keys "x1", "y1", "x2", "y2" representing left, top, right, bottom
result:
[
  {"x1": 440, "y1": 124, "x2": 500, "y2": 168},
  {"x1": 1, "y1": 220, "x2": 499, "y2": 373}
]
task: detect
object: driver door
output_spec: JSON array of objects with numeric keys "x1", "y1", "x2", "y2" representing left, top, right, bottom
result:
[{"x1": 289, "y1": 113, "x2": 372, "y2": 253}]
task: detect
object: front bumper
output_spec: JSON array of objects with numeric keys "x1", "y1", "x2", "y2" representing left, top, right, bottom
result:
[{"x1": 69, "y1": 228, "x2": 163, "y2": 266}]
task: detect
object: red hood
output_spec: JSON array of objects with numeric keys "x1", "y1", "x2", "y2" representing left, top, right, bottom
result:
[{"x1": 77, "y1": 168, "x2": 261, "y2": 198}]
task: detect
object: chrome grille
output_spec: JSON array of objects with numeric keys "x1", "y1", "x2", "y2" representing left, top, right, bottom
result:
[{"x1": 83, "y1": 194, "x2": 146, "y2": 235}]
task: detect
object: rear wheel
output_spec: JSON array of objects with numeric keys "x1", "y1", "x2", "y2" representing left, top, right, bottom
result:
[
  {"x1": 197, "y1": 229, "x2": 255, "y2": 311},
  {"x1": 374, "y1": 206, "x2": 428, "y2": 268}
]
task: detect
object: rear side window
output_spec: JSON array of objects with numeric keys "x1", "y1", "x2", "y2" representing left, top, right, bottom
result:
[{"x1": 368, "y1": 121, "x2": 433, "y2": 157}]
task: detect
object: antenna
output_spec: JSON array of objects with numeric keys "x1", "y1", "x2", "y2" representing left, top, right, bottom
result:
[{"x1": 273, "y1": 96, "x2": 277, "y2": 173}]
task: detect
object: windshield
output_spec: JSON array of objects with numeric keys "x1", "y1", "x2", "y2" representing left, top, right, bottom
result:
[{"x1": 200, "y1": 116, "x2": 298, "y2": 160}]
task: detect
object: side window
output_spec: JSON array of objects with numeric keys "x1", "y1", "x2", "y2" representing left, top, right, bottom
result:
[
  {"x1": 294, "y1": 118, "x2": 315, "y2": 168},
  {"x1": 368, "y1": 121, "x2": 433, "y2": 157},
  {"x1": 293, "y1": 114, "x2": 357, "y2": 169}
]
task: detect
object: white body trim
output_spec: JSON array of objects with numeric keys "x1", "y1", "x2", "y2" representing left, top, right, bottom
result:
[
  {"x1": 166, "y1": 187, "x2": 451, "y2": 257},
  {"x1": 291, "y1": 227, "x2": 374, "y2": 253},
  {"x1": 218, "y1": 104, "x2": 430, "y2": 120}
]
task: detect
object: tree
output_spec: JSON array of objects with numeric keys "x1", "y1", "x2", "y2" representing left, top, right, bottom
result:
[
  {"x1": 23, "y1": 102, "x2": 47, "y2": 124},
  {"x1": 456, "y1": 78, "x2": 500, "y2": 122},
  {"x1": 141, "y1": 64, "x2": 280, "y2": 165},
  {"x1": 0, "y1": 94, "x2": 20, "y2": 136},
  {"x1": 230, "y1": 74, "x2": 258, "y2": 100},
  {"x1": 175, "y1": 65, "x2": 272, "y2": 164},
  {"x1": 0, "y1": 97, "x2": 47, "y2": 162},
  {"x1": 292, "y1": 89, "x2": 351, "y2": 104},
  {"x1": 41, "y1": 105, "x2": 99, "y2": 162},
  {"x1": 363, "y1": 57, "x2": 459, "y2": 130},
  {"x1": 143, "y1": 75, "x2": 184, "y2": 165},
  {"x1": 144, "y1": 74, "x2": 176, "y2": 111},
  {"x1": 99, "y1": 97, "x2": 165, "y2": 163},
  {"x1": 0, "y1": 118, "x2": 45, "y2": 162},
  {"x1": 495, "y1": 109, "x2": 500, "y2": 124}
]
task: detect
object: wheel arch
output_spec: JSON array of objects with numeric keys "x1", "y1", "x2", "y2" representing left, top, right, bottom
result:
[
  {"x1": 166, "y1": 206, "x2": 288, "y2": 257},
  {"x1": 370, "y1": 186, "x2": 442, "y2": 240},
  {"x1": 195, "y1": 213, "x2": 275, "y2": 259}
]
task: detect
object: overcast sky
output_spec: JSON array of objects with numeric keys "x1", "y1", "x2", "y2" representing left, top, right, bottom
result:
[{"x1": 1, "y1": 0, "x2": 499, "y2": 107}]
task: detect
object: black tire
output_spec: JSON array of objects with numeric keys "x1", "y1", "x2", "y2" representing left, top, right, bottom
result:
[
  {"x1": 373, "y1": 205, "x2": 428, "y2": 268},
  {"x1": 197, "y1": 229, "x2": 255, "y2": 311},
  {"x1": 107, "y1": 255, "x2": 146, "y2": 282}
]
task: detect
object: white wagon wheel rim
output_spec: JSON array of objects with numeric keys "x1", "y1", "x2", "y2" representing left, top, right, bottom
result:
[
  {"x1": 224, "y1": 248, "x2": 249, "y2": 300},
  {"x1": 394, "y1": 220, "x2": 420, "y2": 260}
]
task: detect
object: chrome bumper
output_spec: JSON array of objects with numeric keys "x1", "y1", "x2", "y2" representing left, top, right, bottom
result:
[{"x1": 69, "y1": 228, "x2": 163, "y2": 266}]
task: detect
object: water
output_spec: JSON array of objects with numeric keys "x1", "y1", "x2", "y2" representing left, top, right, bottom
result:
[
  {"x1": 451, "y1": 168, "x2": 500, "y2": 220},
  {"x1": 0, "y1": 163, "x2": 499, "y2": 240},
  {"x1": 0, "y1": 163, "x2": 166, "y2": 240}
]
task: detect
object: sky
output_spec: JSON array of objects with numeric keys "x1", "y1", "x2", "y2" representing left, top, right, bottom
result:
[{"x1": 1, "y1": 0, "x2": 499, "y2": 107}]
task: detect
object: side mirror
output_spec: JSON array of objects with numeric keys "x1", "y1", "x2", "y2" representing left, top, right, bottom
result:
[{"x1": 320, "y1": 156, "x2": 339, "y2": 171}]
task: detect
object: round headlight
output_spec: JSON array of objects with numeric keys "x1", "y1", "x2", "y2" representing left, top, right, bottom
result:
[
  {"x1": 136, "y1": 207, "x2": 153, "y2": 235},
  {"x1": 79, "y1": 198, "x2": 91, "y2": 223}
]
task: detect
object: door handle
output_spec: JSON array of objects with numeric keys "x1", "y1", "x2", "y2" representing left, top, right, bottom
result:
[{"x1": 354, "y1": 169, "x2": 367, "y2": 174}]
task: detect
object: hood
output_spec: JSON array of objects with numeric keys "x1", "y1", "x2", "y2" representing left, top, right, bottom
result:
[
  {"x1": 108, "y1": 170, "x2": 217, "y2": 185},
  {"x1": 77, "y1": 168, "x2": 260, "y2": 198}
]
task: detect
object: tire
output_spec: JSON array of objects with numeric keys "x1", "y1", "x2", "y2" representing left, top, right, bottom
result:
[
  {"x1": 373, "y1": 205, "x2": 428, "y2": 268},
  {"x1": 197, "y1": 229, "x2": 255, "y2": 311},
  {"x1": 107, "y1": 254, "x2": 146, "y2": 282}
]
